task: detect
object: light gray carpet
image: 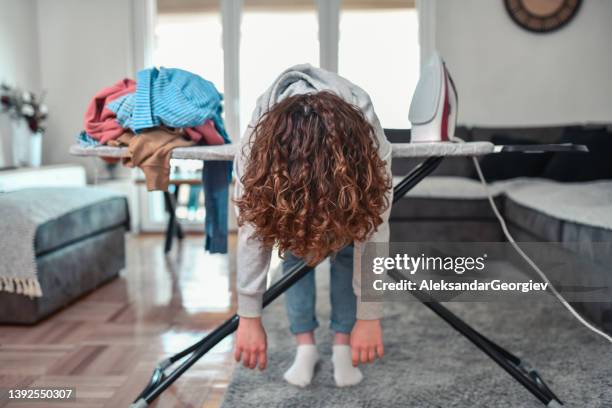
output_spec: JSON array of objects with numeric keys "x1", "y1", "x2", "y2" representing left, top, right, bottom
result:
[{"x1": 221, "y1": 262, "x2": 612, "y2": 407}]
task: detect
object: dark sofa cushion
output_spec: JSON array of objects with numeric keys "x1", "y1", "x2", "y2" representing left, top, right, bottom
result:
[
  {"x1": 35, "y1": 195, "x2": 129, "y2": 256},
  {"x1": 542, "y1": 127, "x2": 612, "y2": 181},
  {"x1": 383, "y1": 128, "x2": 411, "y2": 143},
  {"x1": 476, "y1": 134, "x2": 553, "y2": 181}
]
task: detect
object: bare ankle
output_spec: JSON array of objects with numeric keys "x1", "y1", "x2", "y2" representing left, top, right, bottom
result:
[
  {"x1": 334, "y1": 332, "x2": 350, "y2": 345},
  {"x1": 295, "y1": 331, "x2": 315, "y2": 345}
]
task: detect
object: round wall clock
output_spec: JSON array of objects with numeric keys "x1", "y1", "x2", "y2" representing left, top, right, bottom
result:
[{"x1": 504, "y1": 0, "x2": 582, "y2": 33}]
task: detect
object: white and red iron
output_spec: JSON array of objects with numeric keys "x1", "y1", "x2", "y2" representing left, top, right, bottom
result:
[{"x1": 409, "y1": 52, "x2": 458, "y2": 143}]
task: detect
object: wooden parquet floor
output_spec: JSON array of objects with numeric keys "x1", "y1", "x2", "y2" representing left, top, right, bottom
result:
[{"x1": 0, "y1": 235, "x2": 238, "y2": 408}]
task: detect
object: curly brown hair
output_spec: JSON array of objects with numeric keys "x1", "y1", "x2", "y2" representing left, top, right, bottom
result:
[{"x1": 235, "y1": 91, "x2": 391, "y2": 265}]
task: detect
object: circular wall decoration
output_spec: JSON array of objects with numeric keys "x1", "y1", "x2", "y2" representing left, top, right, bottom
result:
[{"x1": 504, "y1": 0, "x2": 582, "y2": 33}]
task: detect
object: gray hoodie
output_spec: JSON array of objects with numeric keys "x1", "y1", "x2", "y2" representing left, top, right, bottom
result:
[{"x1": 233, "y1": 64, "x2": 392, "y2": 321}]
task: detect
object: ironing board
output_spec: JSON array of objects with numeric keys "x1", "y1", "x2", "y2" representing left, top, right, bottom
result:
[
  {"x1": 71, "y1": 141, "x2": 586, "y2": 408},
  {"x1": 70, "y1": 141, "x2": 497, "y2": 161}
]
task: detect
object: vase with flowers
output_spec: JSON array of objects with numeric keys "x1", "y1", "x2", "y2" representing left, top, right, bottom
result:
[{"x1": 0, "y1": 84, "x2": 48, "y2": 167}]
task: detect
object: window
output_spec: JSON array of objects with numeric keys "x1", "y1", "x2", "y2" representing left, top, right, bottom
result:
[
  {"x1": 142, "y1": 1, "x2": 422, "y2": 232},
  {"x1": 154, "y1": 0, "x2": 420, "y2": 133},
  {"x1": 153, "y1": 9, "x2": 224, "y2": 91},
  {"x1": 239, "y1": 1, "x2": 319, "y2": 135},
  {"x1": 339, "y1": 2, "x2": 419, "y2": 128},
  {"x1": 147, "y1": 1, "x2": 226, "y2": 231}
]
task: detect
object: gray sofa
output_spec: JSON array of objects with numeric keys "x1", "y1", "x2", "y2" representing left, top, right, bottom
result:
[
  {"x1": 0, "y1": 187, "x2": 129, "y2": 324},
  {"x1": 387, "y1": 126, "x2": 612, "y2": 335}
]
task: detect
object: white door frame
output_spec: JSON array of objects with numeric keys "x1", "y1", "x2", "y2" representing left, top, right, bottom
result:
[
  {"x1": 130, "y1": 0, "x2": 156, "y2": 73},
  {"x1": 317, "y1": 0, "x2": 341, "y2": 73},
  {"x1": 221, "y1": 0, "x2": 242, "y2": 141}
]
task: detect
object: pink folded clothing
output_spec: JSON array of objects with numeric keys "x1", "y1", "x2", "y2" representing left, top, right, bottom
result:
[
  {"x1": 84, "y1": 78, "x2": 136, "y2": 144},
  {"x1": 84, "y1": 78, "x2": 224, "y2": 146},
  {"x1": 184, "y1": 120, "x2": 225, "y2": 145}
]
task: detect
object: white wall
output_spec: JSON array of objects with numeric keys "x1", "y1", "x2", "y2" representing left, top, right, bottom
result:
[
  {"x1": 433, "y1": 0, "x2": 612, "y2": 127},
  {"x1": 36, "y1": 0, "x2": 134, "y2": 175},
  {"x1": 0, "y1": 0, "x2": 42, "y2": 166},
  {"x1": 0, "y1": 0, "x2": 41, "y2": 91}
]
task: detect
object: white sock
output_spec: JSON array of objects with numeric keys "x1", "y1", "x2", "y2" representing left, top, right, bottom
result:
[
  {"x1": 332, "y1": 345, "x2": 363, "y2": 387},
  {"x1": 283, "y1": 344, "x2": 319, "y2": 388}
]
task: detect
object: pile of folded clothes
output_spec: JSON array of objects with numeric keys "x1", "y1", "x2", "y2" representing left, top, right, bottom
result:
[{"x1": 78, "y1": 67, "x2": 231, "y2": 253}]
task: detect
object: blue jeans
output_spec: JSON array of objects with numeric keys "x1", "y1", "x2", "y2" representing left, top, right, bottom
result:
[{"x1": 282, "y1": 245, "x2": 356, "y2": 335}]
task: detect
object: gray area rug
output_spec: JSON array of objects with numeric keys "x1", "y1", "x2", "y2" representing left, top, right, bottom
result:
[{"x1": 221, "y1": 261, "x2": 612, "y2": 407}]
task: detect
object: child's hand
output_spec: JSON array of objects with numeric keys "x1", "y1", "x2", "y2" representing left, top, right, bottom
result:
[
  {"x1": 350, "y1": 319, "x2": 384, "y2": 366},
  {"x1": 235, "y1": 316, "x2": 268, "y2": 370}
]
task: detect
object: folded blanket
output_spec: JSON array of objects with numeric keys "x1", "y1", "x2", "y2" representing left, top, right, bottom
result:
[{"x1": 0, "y1": 187, "x2": 123, "y2": 297}]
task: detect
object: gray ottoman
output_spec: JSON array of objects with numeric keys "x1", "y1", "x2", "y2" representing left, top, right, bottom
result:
[
  {"x1": 390, "y1": 176, "x2": 518, "y2": 242},
  {"x1": 504, "y1": 179, "x2": 612, "y2": 335},
  {"x1": 0, "y1": 187, "x2": 129, "y2": 324}
]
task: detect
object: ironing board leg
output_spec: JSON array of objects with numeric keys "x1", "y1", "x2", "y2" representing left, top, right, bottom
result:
[
  {"x1": 388, "y1": 269, "x2": 561, "y2": 406},
  {"x1": 132, "y1": 156, "x2": 561, "y2": 407},
  {"x1": 173, "y1": 186, "x2": 185, "y2": 240},
  {"x1": 163, "y1": 190, "x2": 179, "y2": 253}
]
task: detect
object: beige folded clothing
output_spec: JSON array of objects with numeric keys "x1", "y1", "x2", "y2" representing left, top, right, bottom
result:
[{"x1": 110, "y1": 128, "x2": 195, "y2": 191}]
